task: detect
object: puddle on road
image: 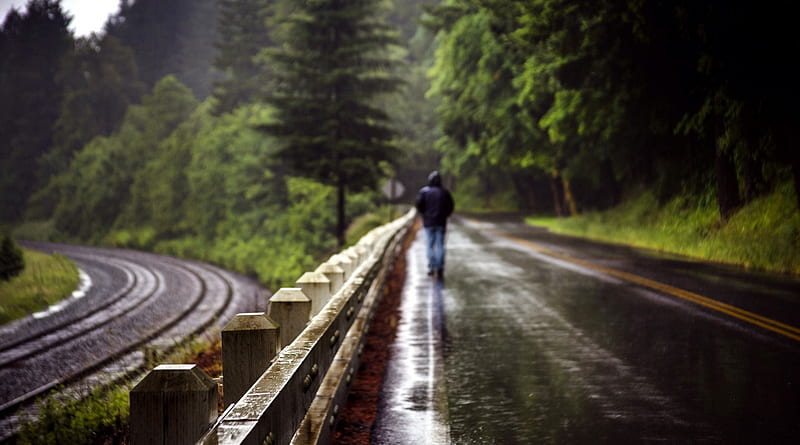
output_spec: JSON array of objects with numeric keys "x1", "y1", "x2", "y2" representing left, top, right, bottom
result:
[{"x1": 372, "y1": 230, "x2": 450, "y2": 445}]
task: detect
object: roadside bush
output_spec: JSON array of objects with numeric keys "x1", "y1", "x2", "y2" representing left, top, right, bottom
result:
[
  {"x1": 0, "y1": 235, "x2": 25, "y2": 281},
  {"x1": 16, "y1": 386, "x2": 129, "y2": 445},
  {"x1": 345, "y1": 210, "x2": 390, "y2": 246}
]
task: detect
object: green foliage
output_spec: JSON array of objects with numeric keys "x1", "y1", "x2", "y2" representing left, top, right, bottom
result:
[
  {"x1": 450, "y1": 174, "x2": 522, "y2": 214},
  {"x1": 345, "y1": 208, "x2": 392, "y2": 247},
  {"x1": 425, "y1": 1, "x2": 560, "y2": 212},
  {"x1": 39, "y1": 35, "x2": 145, "y2": 182},
  {"x1": 14, "y1": 330, "x2": 228, "y2": 445},
  {"x1": 0, "y1": 249, "x2": 78, "y2": 324},
  {"x1": 180, "y1": 104, "x2": 280, "y2": 241},
  {"x1": 104, "y1": 227, "x2": 157, "y2": 251},
  {"x1": 528, "y1": 183, "x2": 800, "y2": 274},
  {"x1": 0, "y1": 0, "x2": 72, "y2": 223},
  {"x1": 25, "y1": 34, "x2": 143, "y2": 222},
  {"x1": 142, "y1": 176, "x2": 342, "y2": 289},
  {"x1": 11, "y1": 219, "x2": 60, "y2": 242},
  {"x1": 49, "y1": 76, "x2": 198, "y2": 241},
  {"x1": 105, "y1": 0, "x2": 219, "y2": 97},
  {"x1": 212, "y1": 0, "x2": 281, "y2": 114},
  {"x1": 2, "y1": 0, "x2": 223, "y2": 226},
  {"x1": 32, "y1": 63, "x2": 389, "y2": 290},
  {"x1": 263, "y1": 0, "x2": 404, "y2": 245},
  {"x1": 3, "y1": 0, "x2": 432, "y2": 293},
  {"x1": 79, "y1": 93, "x2": 386, "y2": 289},
  {"x1": 379, "y1": 0, "x2": 443, "y2": 204},
  {"x1": 16, "y1": 386, "x2": 129, "y2": 445},
  {"x1": 426, "y1": 0, "x2": 800, "y2": 219},
  {"x1": 204, "y1": 176, "x2": 338, "y2": 288},
  {"x1": 0, "y1": 235, "x2": 25, "y2": 281}
]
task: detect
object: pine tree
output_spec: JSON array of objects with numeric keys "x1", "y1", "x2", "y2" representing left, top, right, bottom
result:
[
  {"x1": 0, "y1": 0, "x2": 72, "y2": 223},
  {"x1": 0, "y1": 235, "x2": 25, "y2": 281},
  {"x1": 106, "y1": 0, "x2": 218, "y2": 98},
  {"x1": 262, "y1": 0, "x2": 403, "y2": 246},
  {"x1": 212, "y1": 0, "x2": 278, "y2": 114}
]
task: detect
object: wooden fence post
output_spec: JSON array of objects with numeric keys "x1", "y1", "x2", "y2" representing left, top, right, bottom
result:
[
  {"x1": 296, "y1": 271, "x2": 331, "y2": 316},
  {"x1": 130, "y1": 364, "x2": 218, "y2": 445},
  {"x1": 315, "y1": 263, "x2": 345, "y2": 295},
  {"x1": 221, "y1": 313, "x2": 280, "y2": 407},
  {"x1": 268, "y1": 288, "x2": 312, "y2": 348},
  {"x1": 343, "y1": 248, "x2": 361, "y2": 270},
  {"x1": 329, "y1": 254, "x2": 353, "y2": 280}
]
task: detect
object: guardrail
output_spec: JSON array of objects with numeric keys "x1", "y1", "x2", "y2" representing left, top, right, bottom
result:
[{"x1": 129, "y1": 209, "x2": 415, "y2": 445}]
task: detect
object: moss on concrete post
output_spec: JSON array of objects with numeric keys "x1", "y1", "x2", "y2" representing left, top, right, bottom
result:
[
  {"x1": 130, "y1": 364, "x2": 218, "y2": 445},
  {"x1": 221, "y1": 313, "x2": 280, "y2": 408},
  {"x1": 268, "y1": 288, "x2": 312, "y2": 348}
]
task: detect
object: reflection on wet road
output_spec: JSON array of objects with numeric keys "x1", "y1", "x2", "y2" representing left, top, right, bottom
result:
[
  {"x1": 376, "y1": 217, "x2": 800, "y2": 444},
  {"x1": 373, "y1": 226, "x2": 449, "y2": 444}
]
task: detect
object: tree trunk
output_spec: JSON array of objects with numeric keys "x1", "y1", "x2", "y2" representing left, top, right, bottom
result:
[
  {"x1": 550, "y1": 170, "x2": 566, "y2": 217},
  {"x1": 337, "y1": 181, "x2": 346, "y2": 248},
  {"x1": 562, "y1": 176, "x2": 579, "y2": 216},
  {"x1": 715, "y1": 145, "x2": 741, "y2": 221}
]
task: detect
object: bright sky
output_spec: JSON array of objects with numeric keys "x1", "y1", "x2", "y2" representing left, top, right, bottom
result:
[{"x1": 0, "y1": 0, "x2": 120, "y2": 37}]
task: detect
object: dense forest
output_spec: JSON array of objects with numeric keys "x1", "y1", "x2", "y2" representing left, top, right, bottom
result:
[
  {"x1": 425, "y1": 0, "x2": 799, "y2": 218},
  {"x1": 1, "y1": 0, "x2": 798, "y2": 286},
  {"x1": 0, "y1": 0, "x2": 440, "y2": 288}
]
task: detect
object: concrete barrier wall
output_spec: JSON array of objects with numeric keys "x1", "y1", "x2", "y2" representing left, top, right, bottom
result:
[{"x1": 129, "y1": 209, "x2": 415, "y2": 445}]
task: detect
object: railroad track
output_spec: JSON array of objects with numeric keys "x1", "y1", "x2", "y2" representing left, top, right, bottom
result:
[{"x1": 0, "y1": 242, "x2": 264, "y2": 440}]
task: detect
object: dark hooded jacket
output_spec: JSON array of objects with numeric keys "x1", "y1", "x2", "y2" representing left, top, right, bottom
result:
[{"x1": 415, "y1": 171, "x2": 454, "y2": 227}]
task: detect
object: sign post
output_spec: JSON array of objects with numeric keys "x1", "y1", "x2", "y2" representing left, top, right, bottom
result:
[{"x1": 381, "y1": 177, "x2": 405, "y2": 220}]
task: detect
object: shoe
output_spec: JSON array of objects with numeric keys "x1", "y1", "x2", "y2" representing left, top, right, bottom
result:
[
  {"x1": 427, "y1": 270, "x2": 434, "y2": 277},
  {"x1": 436, "y1": 269, "x2": 444, "y2": 279}
]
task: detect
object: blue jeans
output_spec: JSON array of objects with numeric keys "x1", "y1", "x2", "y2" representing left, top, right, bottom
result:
[{"x1": 424, "y1": 226, "x2": 447, "y2": 272}]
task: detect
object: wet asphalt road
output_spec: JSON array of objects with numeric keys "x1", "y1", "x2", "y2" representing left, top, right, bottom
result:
[{"x1": 375, "y1": 216, "x2": 800, "y2": 444}]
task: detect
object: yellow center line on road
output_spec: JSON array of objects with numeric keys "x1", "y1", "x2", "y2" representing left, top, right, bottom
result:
[{"x1": 470, "y1": 220, "x2": 800, "y2": 342}]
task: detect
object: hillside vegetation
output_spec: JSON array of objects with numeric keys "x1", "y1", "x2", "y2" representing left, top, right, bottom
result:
[
  {"x1": 528, "y1": 182, "x2": 800, "y2": 274},
  {"x1": 3, "y1": 0, "x2": 441, "y2": 290},
  {"x1": 4, "y1": 0, "x2": 799, "y2": 286},
  {"x1": 425, "y1": 0, "x2": 800, "y2": 247}
]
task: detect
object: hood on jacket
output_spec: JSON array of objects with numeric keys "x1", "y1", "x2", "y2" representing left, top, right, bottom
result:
[{"x1": 428, "y1": 171, "x2": 442, "y2": 187}]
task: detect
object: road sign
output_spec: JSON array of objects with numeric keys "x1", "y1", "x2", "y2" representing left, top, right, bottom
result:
[{"x1": 381, "y1": 178, "x2": 405, "y2": 200}]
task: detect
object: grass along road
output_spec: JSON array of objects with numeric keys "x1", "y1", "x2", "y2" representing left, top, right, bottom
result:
[
  {"x1": 0, "y1": 249, "x2": 79, "y2": 325},
  {"x1": 528, "y1": 182, "x2": 800, "y2": 274}
]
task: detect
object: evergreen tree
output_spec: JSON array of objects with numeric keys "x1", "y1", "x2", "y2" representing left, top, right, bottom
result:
[
  {"x1": 106, "y1": 0, "x2": 218, "y2": 98},
  {"x1": 262, "y1": 0, "x2": 403, "y2": 246},
  {"x1": 212, "y1": 0, "x2": 279, "y2": 115},
  {"x1": 175, "y1": 0, "x2": 221, "y2": 99},
  {"x1": 0, "y1": 0, "x2": 72, "y2": 223},
  {"x1": 25, "y1": 35, "x2": 145, "y2": 221},
  {"x1": 45, "y1": 35, "x2": 144, "y2": 177},
  {"x1": 50, "y1": 76, "x2": 197, "y2": 240},
  {"x1": 0, "y1": 235, "x2": 25, "y2": 281}
]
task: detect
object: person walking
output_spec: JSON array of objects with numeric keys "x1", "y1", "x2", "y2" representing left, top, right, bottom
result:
[{"x1": 415, "y1": 171, "x2": 454, "y2": 279}]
